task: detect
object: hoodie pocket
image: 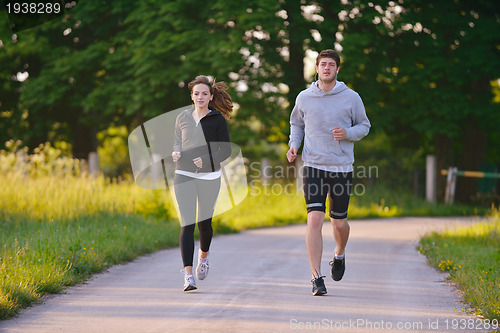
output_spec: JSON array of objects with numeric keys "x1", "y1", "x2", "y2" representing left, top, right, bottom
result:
[
  {"x1": 304, "y1": 134, "x2": 354, "y2": 165},
  {"x1": 338, "y1": 140, "x2": 350, "y2": 155},
  {"x1": 305, "y1": 135, "x2": 343, "y2": 159}
]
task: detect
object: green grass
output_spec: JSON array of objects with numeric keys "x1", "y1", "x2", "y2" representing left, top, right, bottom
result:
[
  {"x1": 350, "y1": 184, "x2": 488, "y2": 218},
  {"x1": 418, "y1": 215, "x2": 500, "y2": 321},
  {"x1": 0, "y1": 214, "x2": 179, "y2": 319},
  {"x1": 214, "y1": 181, "x2": 487, "y2": 231},
  {"x1": 0, "y1": 142, "x2": 184, "y2": 319},
  {"x1": 0, "y1": 171, "x2": 181, "y2": 319},
  {"x1": 0, "y1": 142, "x2": 494, "y2": 320}
]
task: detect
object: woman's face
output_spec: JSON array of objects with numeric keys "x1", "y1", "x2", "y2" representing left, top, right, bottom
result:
[{"x1": 191, "y1": 83, "x2": 213, "y2": 109}]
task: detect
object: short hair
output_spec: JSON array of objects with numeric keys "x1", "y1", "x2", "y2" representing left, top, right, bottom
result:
[{"x1": 316, "y1": 49, "x2": 340, "y2": 67}]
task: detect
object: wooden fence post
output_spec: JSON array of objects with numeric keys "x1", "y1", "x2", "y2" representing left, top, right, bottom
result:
[
  {"x1": 88, "y1": 152, "x2": 99, "y2": 176},
  {"x1": 426, "y1": 155, "x2": 436, "y2": 203},
  {"x1": 444, "y1": 167, "x2": 458, "y2": 205}
]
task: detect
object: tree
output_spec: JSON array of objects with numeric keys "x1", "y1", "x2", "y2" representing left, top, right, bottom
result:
[
  {"x1": 0, "y1": 1, "x2": 139, "y2": 157},
  {"x1": 340, "y1": 0, "x2": 500, "y2": 201},
  {"x1": 210, "y1": 0, "x2": 327, "y2": 158}
]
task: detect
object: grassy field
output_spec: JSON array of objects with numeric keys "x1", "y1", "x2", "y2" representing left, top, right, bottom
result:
[
  {"x1": 418, "y1": 213, "x2": 500, "y2": 322},
  {"x1": 0, "y1": 143, "x2": 182, "y2": 319},
  {"x1": 0, "y1": 175, "x2": 180, "y2": 319},
  {"x1": 213, "y1": 180, "x2": 487, "y2": 231},
  {"x1": 0, "y1": 142, "x2": 494, "y2": 320}
]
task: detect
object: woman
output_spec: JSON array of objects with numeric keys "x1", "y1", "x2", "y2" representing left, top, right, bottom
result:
[{"x1": 172, "y1": 75, "x2": 233, "y2": 291}]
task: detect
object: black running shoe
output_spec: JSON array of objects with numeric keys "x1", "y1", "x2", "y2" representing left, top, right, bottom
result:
[
  {"x1": 311, "y1": 276, "x2": 327, "y2": 296},
  {"x1": 330, "y1": 257, "x2": 345, "y2": 281}
]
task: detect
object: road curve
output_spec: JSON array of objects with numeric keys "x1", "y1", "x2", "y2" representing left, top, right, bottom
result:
[{"x1": 0, "y1": 217, "x2": 493, "y2": 333}]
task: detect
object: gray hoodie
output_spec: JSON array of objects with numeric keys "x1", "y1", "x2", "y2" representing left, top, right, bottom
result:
[{"x1": 289, "y1": 80, "x2": 370, "y2": 169}]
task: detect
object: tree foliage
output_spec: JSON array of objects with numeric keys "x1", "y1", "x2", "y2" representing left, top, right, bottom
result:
[
  {"x1": 339, "y1": 0, "x2": 500, "y2": 200},
  {"x1": 0, "y1": 0, "x2": 498, "y2": 200}
]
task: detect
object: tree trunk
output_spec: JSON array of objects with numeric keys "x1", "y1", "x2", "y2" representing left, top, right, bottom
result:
[
  {"x1": 434, "y1": 133, "x2": 454, "y2": 202},
  {"x1": 27, "y1": 108, "x2": 49, "y2": 150},
  {"x1": 455, "y1": 121, "x2": 487, "y2": 203},
  {"x1": 73, "y1": 122, "x2": 98, "y2": 160},
  {"x1": 283, "y1": 0, "x2": 307, "y2": 100}
]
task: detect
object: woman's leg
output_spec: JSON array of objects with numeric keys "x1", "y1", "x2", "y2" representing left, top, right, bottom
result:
[
  {"x1": 174, "y1": 174, "x2": 197, "y2": 272},
  {"x1": 179, "y1": 224, "x2": 196, "y2": 270},
  {"x1": 196, "y1": 177, "x2": 221, "y2": 255},
  {"x1": 197, "y1": 219, "x2": 213, "y2": 256}
]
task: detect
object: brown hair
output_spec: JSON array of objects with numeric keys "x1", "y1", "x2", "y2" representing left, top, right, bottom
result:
[
  {"x1": 188, "y1": 75, "x2": 233, "y2": 120},
  {"x1": 316, "y1": 49, "x2": 341, "y2": 67}
]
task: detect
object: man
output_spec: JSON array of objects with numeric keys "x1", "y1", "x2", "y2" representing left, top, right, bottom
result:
[{"x1": 287, "y1": 49, "x2": 370, "y2": 296}]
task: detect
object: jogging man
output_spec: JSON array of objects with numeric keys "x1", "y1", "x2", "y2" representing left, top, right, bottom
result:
[{"x1": 287, "y1": 49, "x2": 370, "y2": 295}]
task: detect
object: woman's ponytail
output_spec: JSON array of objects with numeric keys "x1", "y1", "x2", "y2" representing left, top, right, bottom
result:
[{"x1": 209, "y1": 80, "x2": 233, "y2": 120}]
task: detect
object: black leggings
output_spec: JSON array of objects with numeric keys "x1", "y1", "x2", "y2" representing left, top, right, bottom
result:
[{"x1": 174, "y1": 174, "x2": 221, "y2": 267}]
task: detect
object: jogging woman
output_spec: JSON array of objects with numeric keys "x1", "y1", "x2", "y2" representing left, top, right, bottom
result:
[{"x1": 172, "y1": 75, "x2": 233, "y2": 291}]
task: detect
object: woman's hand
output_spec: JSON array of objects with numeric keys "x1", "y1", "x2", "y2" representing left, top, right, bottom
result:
[
  {"x1": 193, "y1": 157, "x2": 203, "y2": 168},
  {"x1": 172, "y1": 151, "x2": 181, "y2": 162}
]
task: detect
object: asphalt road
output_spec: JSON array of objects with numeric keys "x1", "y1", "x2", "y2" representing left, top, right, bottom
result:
[{"x1": 0, "y1": 217, "x2": 493, "y2": 333}]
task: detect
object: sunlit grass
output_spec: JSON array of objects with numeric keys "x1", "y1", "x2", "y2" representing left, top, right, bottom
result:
[
  {"x1": 418, "y1": 213, "x2": 500, "y2": 321},
  {"x1": 0, "y1": 142, "x2": 180, "y2": 319},
  {"x1": 0, "y1": 213, "x2": 179, "y2": 320},
  {"x1": 0, "y1": 171, "x2": 180, "y2": 320},
  {"x1": 215, "y1": 181, "x2": 485, "y2": 231},
  {"x1": 0, "y1": 141, "x2": 493, "y2": 320}
]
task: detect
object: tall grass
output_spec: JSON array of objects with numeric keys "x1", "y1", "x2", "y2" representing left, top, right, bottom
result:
[
  {"x1": 213, "y1": 180, "x2": 486, "y2": 232},
  {"x1": 418, "y1": 212, "x2": 500, "y2": 321},
  {"x1": 0, "y1": 141, "x2": 491, "y2": 320},
  {"x1": 0, "y1": 141, "x2": 175, "y2": 221},
  {"x1": 0, "y1": 142, "x2": 179, "y2": 319}
]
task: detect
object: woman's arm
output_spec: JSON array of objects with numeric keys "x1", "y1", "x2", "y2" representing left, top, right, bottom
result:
[
  {"x1": 172, "y1": 115, "x2": 183, "y2": 162},
  {"x1": 200, "y1": 117, "x2": 231, "y2": 170}
]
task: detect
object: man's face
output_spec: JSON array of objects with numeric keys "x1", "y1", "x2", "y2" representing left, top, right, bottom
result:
[{"x1": 316, "y1": 57, "x2": 338, "y2": 83}]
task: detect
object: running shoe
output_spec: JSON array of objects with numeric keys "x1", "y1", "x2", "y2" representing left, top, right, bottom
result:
[
  {"x1": 196, "y1": 255, "x2": 209, "y2": 280},
  {"x1": 311, "y1": 276, "x2": 327, "y2": 296},
  {"x1": 183, "y1": 274, "x2": 197, "y2": 291},
  {"x1": 330, "y1": 256, "x2": 345, "y2": 281}
]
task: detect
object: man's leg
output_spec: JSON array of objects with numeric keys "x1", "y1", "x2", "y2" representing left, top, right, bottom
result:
[
  {"x1": 327, "y1": 171, "x2": 353, "y2": 281},
  {"x1": 331, "y1": 218, "x2": 350, "y2": 256},
  {"x1": 303, "y1": 166, "x2": 329, "y2": 295},
  {"x1": 307, "y1": 211, "x2": 326, "y2": 277}
]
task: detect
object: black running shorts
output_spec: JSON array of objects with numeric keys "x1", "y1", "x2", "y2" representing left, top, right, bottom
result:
[{"x1": 302, "y1": 166, "x2": 353, "y2": 219}]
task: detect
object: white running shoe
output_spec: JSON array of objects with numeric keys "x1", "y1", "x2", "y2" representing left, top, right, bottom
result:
[
  {"x1": 196, "y1": 255, "x2": 209, "y2": 280},
  {"x1": 183, "y1": 274, "x2": 197, "y2": 291}
]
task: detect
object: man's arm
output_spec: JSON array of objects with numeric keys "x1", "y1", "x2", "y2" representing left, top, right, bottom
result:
[
  {"x1": 345, "y1": 93, "x2": 371, "y2": 141},
  {"x1": 287, "y1": 98, "x2": 304, "y2": 163},
  {"x1": 288, "y1": 97, "x2": 305, "y2": 148}
]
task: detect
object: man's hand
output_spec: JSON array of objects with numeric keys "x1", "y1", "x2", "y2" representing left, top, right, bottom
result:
[
  {"x1": 286, "y1": 147, "x2": 298, "y2": 163},
  {"x1": 332, "y1": 127, "x2": 346, "y2": 141}
]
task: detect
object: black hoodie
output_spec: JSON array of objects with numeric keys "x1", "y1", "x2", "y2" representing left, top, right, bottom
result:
[{"x1": 173, "y1": 107, "x2": 231, "y2": 173}]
